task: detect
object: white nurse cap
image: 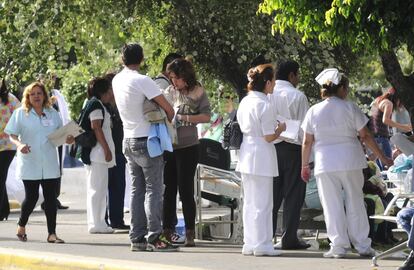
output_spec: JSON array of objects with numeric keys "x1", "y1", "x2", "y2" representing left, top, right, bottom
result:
[{"x1": 315, "y1": 68, "x2": 342, "y2": 86}]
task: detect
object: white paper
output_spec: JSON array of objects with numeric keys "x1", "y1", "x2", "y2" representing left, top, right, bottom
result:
[
  {"x1": 276, "y1": 115, "x2": 300, "y2": 142},
  {"x1": 47, "y1": 120, "x2": 84, "y2": 147}
]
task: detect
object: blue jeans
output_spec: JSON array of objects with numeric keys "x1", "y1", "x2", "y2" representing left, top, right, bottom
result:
[
  {"x1": 123, "y1": 138, "x2": 164, "y2": 243},
  {"x1": 397, "y1": 207, "x2": 414, "y2": 250},
  {"x1": 374, "y1": 136, "x2": 392, "y2": 171}
]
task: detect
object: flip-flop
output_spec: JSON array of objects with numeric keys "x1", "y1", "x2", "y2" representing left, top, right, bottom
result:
[
  {"x1": 47, "y1": 235, "x2": 65, "y2": 244},
  {"x1": 16, "y1": 233, "x2": 27, "y2": 242}
]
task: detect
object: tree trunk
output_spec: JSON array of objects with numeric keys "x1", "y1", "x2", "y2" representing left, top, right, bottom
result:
[{"x1": 380, "y1": 50, "x2": 414, "y2": 110}]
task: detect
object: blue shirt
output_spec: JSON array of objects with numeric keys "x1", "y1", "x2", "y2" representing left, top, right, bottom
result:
[
  {"x1": 5, "y1": 107, "x2": 62, "y2": 180},
  {"x1": 147, "y1": 123, "x2": 173, "y2": 157}
]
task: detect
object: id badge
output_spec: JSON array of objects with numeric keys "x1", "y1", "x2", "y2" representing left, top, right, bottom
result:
[{"x1": 41, "y1": 119, "x2": 53, "y2": 127}]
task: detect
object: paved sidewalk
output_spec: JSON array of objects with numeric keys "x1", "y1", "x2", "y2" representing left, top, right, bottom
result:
[{"x1": 0, "y1": 168, "x2": 404, "y2": 270}]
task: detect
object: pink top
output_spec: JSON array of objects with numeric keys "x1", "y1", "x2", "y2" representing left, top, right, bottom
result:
[{"x1": 0, "y1": 93, "x2": 20, "y2": 152}]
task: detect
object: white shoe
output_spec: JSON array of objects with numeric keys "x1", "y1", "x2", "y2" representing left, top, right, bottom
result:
[
  {"x1": 89, "y1": 227, "x2": 114, "y2": 234},
  {"x1": 273, "y1": 241, "x2": 282, "y2": 249},
  {"x1": 242, "y1": 247, "x2": 253, "y2": 256},
  {"x1": 254, "y1": 249, "x2": 282, "y2": 257},
  {"x1": 358, "y1": 247, "x2": 376, "y2": 257},
  {"x1": 323, "y1": 248, "x2": 346, "y2": 258}
]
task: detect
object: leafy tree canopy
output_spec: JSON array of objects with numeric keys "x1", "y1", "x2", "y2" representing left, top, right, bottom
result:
[
  {"x1": 0, "y1": 0, "x2": 369, "y2": 118},
  {"x1": 259, "y1": 0, "x2": 414, "y2": 108}
]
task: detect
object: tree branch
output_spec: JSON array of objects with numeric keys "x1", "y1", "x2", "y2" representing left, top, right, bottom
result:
[{"x1": 380, "y1": 49, "x2": 414, "y2": 109}]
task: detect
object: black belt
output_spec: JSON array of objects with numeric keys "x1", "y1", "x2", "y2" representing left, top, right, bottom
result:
[{"x1": 125, "y1": 137, "x2": 148, "y2": 141}]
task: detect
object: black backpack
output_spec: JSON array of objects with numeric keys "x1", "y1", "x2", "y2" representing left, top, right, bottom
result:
[
  {"x1": 75, "y1": 98, "x2": 105, "y2": 148},
  {"x1": 69, "y1": 97, "x2": 105, "y2": 164},
  {"x1": 222, "y1": 110, "x2": 243, "y2": 150}
]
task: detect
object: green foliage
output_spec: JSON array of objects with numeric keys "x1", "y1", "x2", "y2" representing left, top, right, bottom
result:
[
  {"x1": 259, "y1": 0, "x2": 414, "y2": 109},
  {"x1": 259, "y1": 0, "x2": 414, "y2": 54},
  {"x1": 145, "y1": 0, "x2": 362, "y2": 100},
  {"x1": 60, "y1": 53, "x2": 118, "y2": 120},
  {"x1": 0, "y1": 0, "x2": 174, "y2": 117},
  {"x1": 0, "y1": 0, "x2": 368, "y2": 117}
]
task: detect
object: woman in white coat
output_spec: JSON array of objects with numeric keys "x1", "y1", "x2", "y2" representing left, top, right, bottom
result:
[
  {"x1": 237, "y1": 64, "x2": 286, "y2": 256},
  {"x1": 301, "y1": 69, "x2": 393, "y2": 258}
]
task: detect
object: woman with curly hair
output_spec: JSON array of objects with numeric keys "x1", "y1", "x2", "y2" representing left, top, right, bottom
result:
[{"x1": 5, "y1": 81, "x2": 73, "y2": 243}]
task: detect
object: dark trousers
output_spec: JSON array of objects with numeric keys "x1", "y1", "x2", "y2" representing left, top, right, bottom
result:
[
  {"x1": 55, "y1": 146, "x2": 63, "y2": 200},
  {"x1": 374, "y1": 193, "x2": 397, "y2": 242},
  {"x1": 107, "y1": 152, "x2": 127, "y2": 226},
  {"x1": 272, "y1": 142, "x2": 306, "y2": 247},
  {"x1": 163, "y1": 145, "x2": 199, "y2": 231},
  {"x1": 0, "y1": 150, "x2": 15, "y2": 220},
  {"x1": 364, "y1": 198, "x2": 376, "y2": 239},
  {"x1": 19, "y1": 179, "x2": 58, "y2": 234}
]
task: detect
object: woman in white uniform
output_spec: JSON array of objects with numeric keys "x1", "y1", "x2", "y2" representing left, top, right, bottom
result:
[
  {"x1": 301, "y1": 68, "x2": 393, "y2": 258},
  {"x1": 237, "y1": 64, "x2": 286, "y2": 256},
  {"x1": 84, "y1": 77, "x2": 116, "y2": 234}
]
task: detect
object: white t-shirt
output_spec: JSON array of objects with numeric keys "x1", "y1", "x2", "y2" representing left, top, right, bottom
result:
[
  {"x1": 301, "y1": 96, "x2": 368, "y2": 175},
  {"x1": 268, "y1": 80, "x2": 309, "y2": 145},
  {"x1": 88, "y1": 105, "x2": 116, "y2": 168},
  {"x1": 112, "y1": 67, "x2": 161, "y2": 138}
]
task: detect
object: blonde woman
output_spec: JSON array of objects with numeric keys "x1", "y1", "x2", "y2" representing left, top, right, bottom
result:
[{"x1": 5, "y1": 82, "x2": 73, "y2": 243}]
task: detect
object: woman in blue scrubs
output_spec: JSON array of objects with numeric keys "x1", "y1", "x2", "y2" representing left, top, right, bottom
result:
[{"x1": 5, "y1": 81, "x2": 73, "y2": 243}]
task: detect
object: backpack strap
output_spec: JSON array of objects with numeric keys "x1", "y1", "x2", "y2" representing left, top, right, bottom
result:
[
  {"x1": 229, "y1": 110, "x2": 237, "y2": 121},
  {"x1": 78, "y1": 97, "x2": 105, "y2": 130},
  {"x1": 153, "y1": 75, "x2": 170, "y2": 85}
]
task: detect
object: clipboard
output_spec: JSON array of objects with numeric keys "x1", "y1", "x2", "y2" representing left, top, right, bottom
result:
[
  {"x1": 276, "y1": 115, "x2": 300, "y2": 142},
  {"x1": 47, "y1": 120, "x2": 84, "y2": 147}
]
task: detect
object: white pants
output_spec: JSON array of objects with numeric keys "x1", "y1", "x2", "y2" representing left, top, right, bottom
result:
[
  {"x1": 316, "y1": 170, "x2": 371, "y2": 253},
  {"x1": 242, "y1": 173, "x2": 274, "y2": 253},
  {"x1": 86, "y1": 162, "x2": 109, "y2": 231},
  {"x1": 391, "y1": 133, "x2": 414, "y2": 156}
]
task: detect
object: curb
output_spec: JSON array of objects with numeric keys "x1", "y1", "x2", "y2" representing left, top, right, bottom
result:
[{"x1": 0, "y1": 248, "x2": 202, "y2": 270}]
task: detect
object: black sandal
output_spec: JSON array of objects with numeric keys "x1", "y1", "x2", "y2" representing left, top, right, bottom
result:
[
  {"x1": 16, "y1": 233, "x2": 27, "y2": 242},
  {"x1": 47, "y1": 234, "x2": 65, "y2": 244}
]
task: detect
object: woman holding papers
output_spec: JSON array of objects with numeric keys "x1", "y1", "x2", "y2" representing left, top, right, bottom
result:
[
  {"x1": 301, "y1": 68, "x2": 392, "y2": 258},
  {"x1": 237, "y1": 63, "x2": 286, "y2": 256},
  {"x1": 5, "y1": 81, "x2": 73, "y2": 243}
]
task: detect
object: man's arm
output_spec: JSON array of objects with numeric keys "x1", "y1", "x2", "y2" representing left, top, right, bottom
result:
[{"x1": 152, "y1": 94, "x2": 174, "y2": 122}]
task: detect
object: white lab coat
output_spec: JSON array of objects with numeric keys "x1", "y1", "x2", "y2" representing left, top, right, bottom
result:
[
  {"x1": 236, "y1": 91, "x2": 278, "y2": 177},
  {"x1": 236, "y1": 91, "x2": 278, "y2": 254},
  {"x1": 301, "y1": 96, "x2": 372, "y2": 253}
]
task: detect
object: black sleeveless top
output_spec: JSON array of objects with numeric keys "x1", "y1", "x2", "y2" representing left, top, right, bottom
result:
[{"x1": 369, "y1": 103, "x2": 389, "y2": 137}]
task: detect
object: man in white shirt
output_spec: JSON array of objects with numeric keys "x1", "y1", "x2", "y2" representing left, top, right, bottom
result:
[
  {"x1": 268, "y1": 60, "x2": 310, "y2": 249},
  {"x1": 112, "y1": 43, "x2": 176, "y2": 252}
]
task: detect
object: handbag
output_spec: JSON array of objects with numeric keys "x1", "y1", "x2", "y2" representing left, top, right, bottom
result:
[
  {"x1": 143, "y1": 98, "x2": 166, "y2": 123},
  {"x1": 222, "y1": 110, "x2": 243, "y2": 150},
  {"x1": 75, "y1": 130, "x2": 97, "y2": 148}
]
